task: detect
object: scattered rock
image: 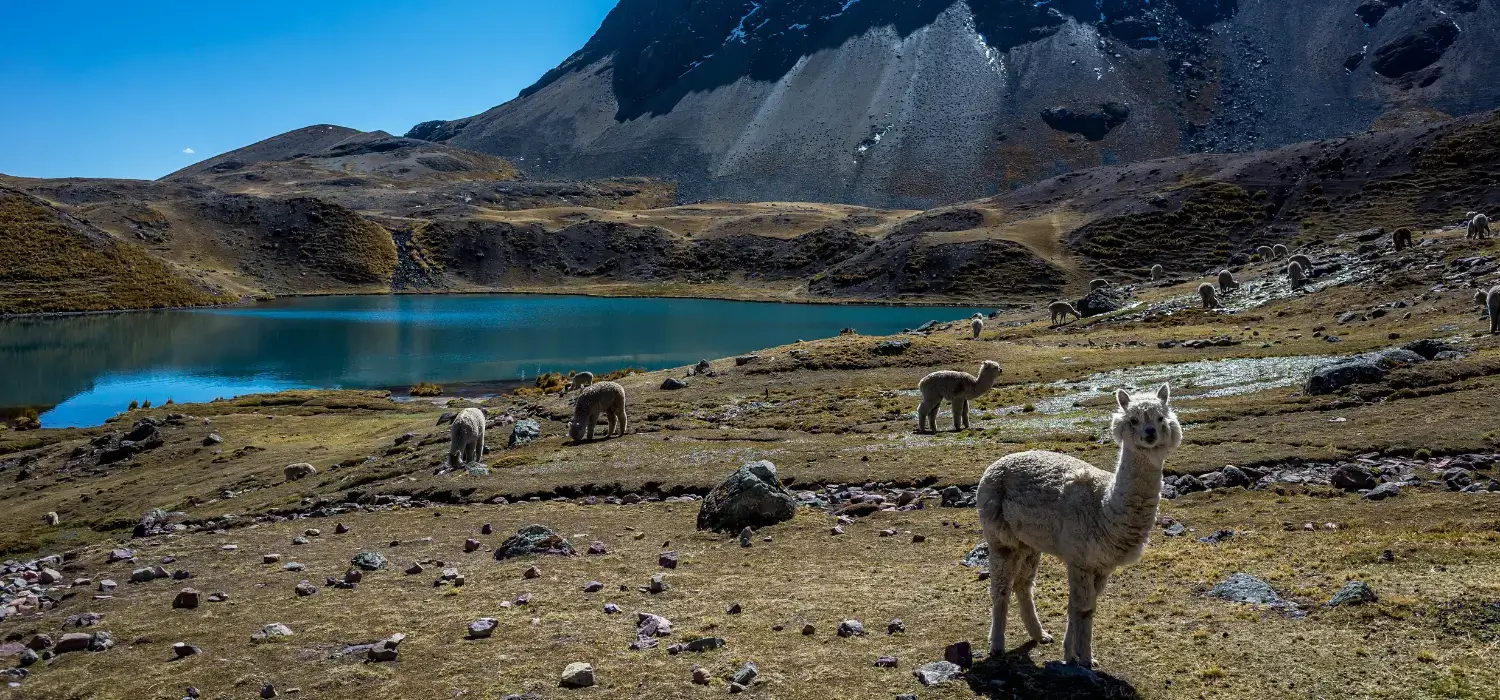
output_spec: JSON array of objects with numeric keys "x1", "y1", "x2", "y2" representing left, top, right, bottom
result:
[
  {"x1": 1364, "y1": 482, "x2": 1401, "y2": 501},
  {"x1": 875, "y1": 656, "x2": 899, "y2": 668},
  {"x1": 509, "y1": 419, "x2": 542, "y2": 448},
  {"x1": 250, "y1": 623, "x2": 293, "y2": 643},
  {"x1": 692, "y1": 666, "x2": 712, "y2": 684},
  {"x1": 726, "y1": 603, "x2": 742, "y2": 615},
  {"x1": 887, "y1": 618, "x2": 905, "y2": 634},
  {"x1": 943, "y1": 641, "x2": 973, "y2": 669},
  {"x1": 467, "y1": 618, "x2": 498, "y2": 639},
  {"x1": 172, "y1": 642, "x2": 201, "y2": 658},
  {"x1": 1327, "y1": 581, "x2": 1379, "y2": 607},
  {"x1": 658, "y1": 551, "x2": 679, "y2": 569},
  {"x1": 587, "y1": 540, "x2": 607, "y2": 555},
  {"x1": 660, "y1": 377, "x2": 687, "y2": 391},
  {"x1": 172, "y1": 589, "x2": 200, "y2": 609},
  {"x1": 1207, "y1": 573, "x2": 1295, "y2": 609},
  {"x1": 731, "y1": 661, "x2": 758, "y2": 686},
  {"x1": 647, "y1": 574, "x2": 669, "y2": 594},
  {"x1": 350, "y1": 551, "x2": 388, "y2": 571},
  {"x1": 696, "y1": 460, "x2": 798, "y2": 533},
  {"x1": 584, "y1": 581, "x2": 604, "y2": 593},
  {"x1": 494, "y1": 524, "x2": 576, "y2": 559},
  {"x1": 523, "y1": 565, "x2": 541, "y2": 579},
  {"x1": 464, "y1": 539, "x2": 482, "y2": 553},
  {"x1": 294, "y1": 581, "x2": 317, "y2": 597},
  {"x1": 1331, "y1": 464, "x2": 1378, "y2": 491},
  {"x1": 560, "y1": 662, "x2": 596, "y2": 688},
  {"x1": 914, "y1": 661, "x2": 963, "y2": 686},
  {"x1": 837, "y1": 620, "x2": 866, "y2": 637}
]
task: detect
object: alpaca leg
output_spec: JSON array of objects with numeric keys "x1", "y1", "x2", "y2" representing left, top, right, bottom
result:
[
  {"x1": 1064, "y1": 564, "x2": 1101, "y2": 666},
  {"x1": 1013, "y1": 548, "x2": 1053, "y2": 644},
  {"x1": 917, "y1": 399, "x2": 933, "y2": 433},
  {"x1": 959, "y1": 398, "x2": 970, "y2": 430},
  {"x1": 606, "y1": 411, "x2": 616, "y2": 438},
  {"x1": 618, "y1": 406, "x2": 628, "y2": 436},
  {"x1": 586, "y1": 414, "x2": 597, "y2": 441},
  {"x1": 951, "y1": 399, "x2": 963, "y2": 432},
  {"x1": 987, "y1": 545, "x2": 1020, "y2": 656}
]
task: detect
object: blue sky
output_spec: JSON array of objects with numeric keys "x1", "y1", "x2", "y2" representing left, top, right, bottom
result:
[{"x1": 0, "y1": 0, "x2": 617, "y2": 180}]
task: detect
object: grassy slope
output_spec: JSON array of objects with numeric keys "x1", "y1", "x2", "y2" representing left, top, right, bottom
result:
[
  {"x1": 0, "y1": 188, "x2": 230, "y2": 314},
  {"x1": 3, "y1": 220, "x2": 1500, "y2": 697}
]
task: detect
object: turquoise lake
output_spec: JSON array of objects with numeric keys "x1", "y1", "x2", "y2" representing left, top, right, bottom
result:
[{"x1": 0, "y1": 294, "x2": 977, "y2": 428}]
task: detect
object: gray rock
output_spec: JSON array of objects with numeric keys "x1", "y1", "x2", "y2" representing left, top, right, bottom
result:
[
  {"x1": 603, "y1": 603, "x2": 622, "y2": 614},
  {"x1": 251, "y1": 623, "x2": 293, "y2": 643},
  {"x1": 509, "y1": 419, "x2": 542, "y2": 448},
  {"x1": 1363, "y1": 482, "x2": 1401, "y2": 501},
  {"x1": 837, "y1": 620, "x2": 866, "y2": 637},
  {"x1": 468, "y1": 618, "x2": 497, "y2": 639},
  {"x1": 54, "y1": 633, "x2": 93, "y2": 654},
  {"x1": 1306, "y1": 348, "x2": 1425, "y2": 395},
  {"x1": 1331, "y1": 464, "x2": 1378, "y2": 491},
  {"x1": 294, "y1": 581, "x2": 317, "y2": 597},
  {"x1": 684, "y1": 637, "x2": 725, "y2": 652},
  {"x1": 130, "y1": 567, "x2": 158, "y2": 583},
  {"x1": 1443, "y1": 468, "x2": 1474, "y2": 491},
  {"x1": 914, "y1": 661, "x2": 964, "y2": 686},
  {"x1": 887, "y1": 618, "x2": 905, "y2": 634},
  {"x1": 351, "y1": 551, "x2": 388, "y2": 571},
  {"x1": 284, "y1": 562, "x2": 305, "y2": 572},
  {"x1": 107, "y1": 548, "x2": 135, "y2": 563},
  {"x1": 696, "y1": 461, "x2": 798, "y2": 533},
  {"x1": 658, "y1": 551, "x2": 678, "y2": 569},
  {"x1": 730, "y1": 661, "x2": 758, "y2": 686},
  {"x1": 944, "y1": 641, "x2": 973, "y2": 669},
  {"x1": 873, "y1": 339, "x2": 911, "y2": 355},
  {"x1": 1075, "y1": 288, "x2": 1123, "y2": 317},
  {"x1": 494, "y1": 524, "x2": 576, "y2": 559},
  {"x1": 1207, "y1": 573, "x2": 1293, "y2": 608},
  {"x1": 1164, "y1": 522, "x2": 1187, "y2": 537},
  {"x1": 172, "y1": 642, "x2": 201, "y2": 658},
  {"x1": 875, "y1": 656, "x2": 899, "y2": 668},
  {"x1": 1327, "y1": 581, "x2": 1378, "y2": 607},
  {"x1": 584, "y1": 581, "x2": 604, "y2": 593},
  {"x1": 734, "y1": 355, "x2": 760, "y2": 366},
  {"x1": 660, "y1": 377, "x2": 687, "y2": 391},
  {"x1": 961, "y1": 542, "x2": 989, "y2": 569},
  {"x1": 1220, "y1": 465, "x2": 1251, "y2": 488},
  {"x1": 560, "y1": 662, "x2": 596, "y2": 688}
]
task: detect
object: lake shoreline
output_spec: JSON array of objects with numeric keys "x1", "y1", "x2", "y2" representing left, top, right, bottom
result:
[{"x1": 0, "y1": 284, "x2": 1006, "y2": 320}]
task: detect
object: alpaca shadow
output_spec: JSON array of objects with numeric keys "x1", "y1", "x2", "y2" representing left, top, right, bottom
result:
[{"x1": 965, "y1": 644, "x2": 1140, "y2": 700}]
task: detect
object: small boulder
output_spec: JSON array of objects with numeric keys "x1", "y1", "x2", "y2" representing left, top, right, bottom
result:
[
  {"x1": 696, "y1": 460, "x2": 798, "y2": 533},
  {"x1": 351, "y1": 551, "x2": 389, "y2": 571},
  {"x1": 1327, "y1": 581, "x2": 1379, "y2": 607},
  {"x1": 508, "y1": 419, "x2": 542, "y2": 448},
  {"x1": 560, "y1": 662, "x2": 596, "y2": 688},
  {"x1": 494, "y1": 524, "x2": 575, "y2": 559},
  {"x1": 660, "y1": 377, "x2": 687, "y2": 391},
  {"x1": 1331, "y1": 464, "x2": 1378, "y2": 491},
  {"x1": 468, "y1": 618, "x2": 497, "y2": 639},
  {"x1": 172, "y1": 642, "x2": 201, "y2": 658},
  {"x1": 1364, "y1": 482, "x2": 1401, "y2": 501},
  {"x1": 172, "y1": 589, "x2": 200, "y2": 609},
  {"x1": 837, "y1": 620, "x2": 866, "y2": 637},
  {"x1": 914, "y1": 661, "x2": 963, "y2": 686}
]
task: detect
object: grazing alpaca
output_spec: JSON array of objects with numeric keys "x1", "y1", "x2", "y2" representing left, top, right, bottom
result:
[
  {"x1": 1150, "y1": 264, "x2": 1165, "y2": 281},
  {"x1": 1476, "y1": 290, "x2": 1490, "y2": 308},
  {"x1": 1489, "y1": 286, "x2": 1500, "y2": 334},
  {"x1": 1272, "y1": 244, "x2": 1289, "y2": 259},
  {"x1": 917, "y1": 361, "x2": 1003, "y2": 433},
  {"x1": 568, "y1": 381, "x2": 628, "y2": 443},
  {"x1": 1217, "y1": 270, "x2": 1239, "y2": 294},
  {"x1": 1090, "y1": 279, "x2": 1110, "y2": 292},
  {"x1": 1469, "y1": 213, "x2": 1491, "y2": 240},
  {"x1": 1198, "y1": 283, "x2": 1220, "y2": 309},
  {"x1": 972, "y1": 317, "x2": 985, "y2": 339},
  {"x1": 977, "y1": 384, "x2": 1182, "y2": 665},
  {"x1": 1049, "y1": 301, "x2": 1081, "y2": 326},
  {"x1": 1288, "y1": 261, "x2": 1309, "y2": 290},
  {"x1": 448, "y1": 407, "x2": 486, "y2": 467},
  {"x1": 1289, "y1": 254, "x2": 1313, "y2": 276},
  {"x1": 1392, "y1": 228, "x2": 1414, "y2": 251},
  {"x1": 1255, "y1": 245, "x2": 1273, "y2": 260},
  {"x1": 565, "y1": 371, "x2": 595, "y2": 394}
]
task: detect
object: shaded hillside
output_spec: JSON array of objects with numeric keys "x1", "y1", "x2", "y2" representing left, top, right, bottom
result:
[
  {"x1": 407, "y1": 0, "x2": 1500, "y2": 207},
  {"x1": 0, "y1": 187, "x2": 229, "y2": 315}
]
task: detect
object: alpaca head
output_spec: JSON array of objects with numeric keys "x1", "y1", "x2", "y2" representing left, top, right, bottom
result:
[
  {"x1": 978, "y1": 360, "x2": 1003, "y2": 380},
  {"x1": 1111, "y1": 384, "x2": 1182, "y2": 454},
  {"x1": 567, "y1": 420, "x2": 586, "y2": 442}
]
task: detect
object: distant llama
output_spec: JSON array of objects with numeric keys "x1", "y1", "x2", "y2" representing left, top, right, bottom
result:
[
  {"x1": 977, "y1": 384, "x2": 1182, "y2": 665},
  {"x1": 1049, "y1": 301, "x2": 1081, "y2": 326},
  {"x1": 1150, "y1": 264, "x2": 1165, "y2": 281},
  {"x1": 1198, "y1": 283, "x2": 1219, "y2": 309},
  {"x1": 917, "y1": 361, "x2": 1003, "y2": 433},
  {"x1": 1217, "y1": 270, "x2": 1239, "y2": 294},
  {"x1": 1469, "y1": 213, "x2": 1491, "y2": 240},
  {"x1": 1392, "y1": 228, "x2": 1414, "y2": 251},
  {"x1": 568, "y1": 382, "x2": 628, "y2": 443}
]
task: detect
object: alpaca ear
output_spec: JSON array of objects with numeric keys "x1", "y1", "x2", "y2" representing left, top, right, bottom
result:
[
  {"x1": 1115, "y1": 389, "x2": 1131, "y2": 409},
  {"x1": 1157, "y1": 383, "x2": 1171, "y2": 405}
]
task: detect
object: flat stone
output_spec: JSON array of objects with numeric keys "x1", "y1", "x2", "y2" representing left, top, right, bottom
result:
[
  {"x1": 351, "y1": 552, "x2": 388, "y2": 571},
  {"x1": 1327, "y1": 581, "x2": 1379, "y2": 607},
  {"x1": 172, "y1": 642, "x2": 201, "y2": 658},
  {"x1": 1207, "y1": 573, "x2": 1294, "y2": 609},
  {"x1": 914, "y1": 661, "x2": 963, "y2": 686},
  {"x1": 468, "y1": 619, "x2": 497, "y2": 639},
  {"x1": 837, "y1": 619, "x2": 866, "y2": 637}
]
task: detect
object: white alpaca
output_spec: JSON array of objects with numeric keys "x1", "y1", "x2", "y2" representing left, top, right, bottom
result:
[
  {"x1": 1287, "y1": 261, "x2": 1309, "y2": 290},
  {"x1": 1469, "y1": 213, "x2": 1491, "y2": 240},
  {"x1": 1089, "y1": 279, "x2": 1110, "y2": 292},
  {"x1": 1198, "y1": 283, "x2": 1219, "y2": 309},
  {"x1": 1150, "y1": 264, "x2": 1165, "y2": 281},
  {"x1": 972, "y1": 317, "x2": 984, "y2": 339},
  {"x1": 1272, "y1": 244, "x2": 1288, "y2": 259},
  {"x1": 977, "y1": 384, "x2": 1182, "y2": 665},
  {"x1": 448, "y1": 407, "x2": 486, "y2": 467},
  {"x1": 1476, "y1": 289, "x2": 1490, "y2": 308},
  {"x1": 1489, "y1": 286, "x2": 1500, "y2": 334},
  {"x1": 568, "y1": 381, "x2": 627, "y2": 443},
  {"x1": 917, "y1": 361, "x2": 1003, "y2": 433},
  {"x1": 284, "y1": 463, "x2": 318, "y2": 482},
  {"x1": 1255, "y1": 245, "x2": 1273, "y2": 261},
  {"x1": 1217, "y1": 270, "x2": 1239, "y2": 294},
  {"x1": 1289, "y1": 254, "x2": 1313, "y2": 276},
  {"x1": 1049, "y1": 302, "x2": 1081, "y2": 326},
  {"x1": 565, "y1": 372, "x2": 595, "y2": 394}
]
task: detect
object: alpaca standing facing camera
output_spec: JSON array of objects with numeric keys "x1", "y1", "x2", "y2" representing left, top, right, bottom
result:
[{"x1": 976, "y1": 384, "x2": 1182, "y2": 666}]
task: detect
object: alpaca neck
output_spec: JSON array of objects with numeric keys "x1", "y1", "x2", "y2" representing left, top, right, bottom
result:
[
  {"x1": 962, "y1": 368, "x2": 1000, "y2": 399},
  {"x1": 1104, "y1": 441, "x2": 1165, "y2": 522}
]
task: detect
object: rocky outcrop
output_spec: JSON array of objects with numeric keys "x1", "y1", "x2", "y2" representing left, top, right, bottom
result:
[{"x1": 697, "y1": 461, "x2": 798, "y2": 533}]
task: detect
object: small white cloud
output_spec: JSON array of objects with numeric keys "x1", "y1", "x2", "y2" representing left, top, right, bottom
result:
[{"x1": 183, "y1": 147, "x2": 195, "y2": 154}]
